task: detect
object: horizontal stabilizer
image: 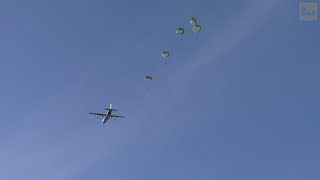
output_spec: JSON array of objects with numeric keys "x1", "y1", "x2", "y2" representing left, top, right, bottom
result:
[{"x1": 105, "y1": 108, "x2": 118, "y2": 111}]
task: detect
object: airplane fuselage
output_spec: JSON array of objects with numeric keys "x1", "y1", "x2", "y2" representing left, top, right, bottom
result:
[{"x1": 102, "y1": 109, "x2": 112, "y2": 123}]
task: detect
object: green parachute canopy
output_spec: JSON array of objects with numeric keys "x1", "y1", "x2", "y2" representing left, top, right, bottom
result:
[
  {"x1": 190, "y1": 17, "x2": 197, "y2": 26},
  {"x1": 161, "y1": 51, "x2": 170, "y2": 58},
  {"x1": 192, "y1": 24, "x2": 201, "y2": 32}
]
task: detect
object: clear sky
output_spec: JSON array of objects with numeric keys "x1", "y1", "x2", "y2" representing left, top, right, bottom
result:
[{"x1": 0, "y1": 0, "x2": 319, "y2": 179}]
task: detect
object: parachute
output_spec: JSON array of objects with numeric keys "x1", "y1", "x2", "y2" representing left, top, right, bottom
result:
[
  {"x1": 176, "y1": 27, "x2": 185, "y2": 40},
  {"x1": 144, "y1": 75, "x2": 153, "y2": 96},
  {"x1": 161, "y1": 51, "x2": 170, "y2": 64},
  {"x1": 144, "y1": 75, "x2": 153, "y2": 80},
  {"x1": 192, "y1": 24, "x2": 201, "y2": 32},
  {"x1": 176, "y1": 28, "x2": 184, "y2": 35},
  {"x1": 190, "y1": 17, "x2": 197, "y2": 26},
  {"x1": 161, "y1": 51, "x2": 170, "y2": 58}
]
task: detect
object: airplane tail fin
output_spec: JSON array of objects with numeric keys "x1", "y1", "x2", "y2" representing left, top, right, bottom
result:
[{"x1": 105, "y1": 104, "x2": 118, "y2": 111}]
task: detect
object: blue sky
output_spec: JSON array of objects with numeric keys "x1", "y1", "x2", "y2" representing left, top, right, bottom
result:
[{"x1": 0, "y1": 0, "x2": 320, "y2": 179}]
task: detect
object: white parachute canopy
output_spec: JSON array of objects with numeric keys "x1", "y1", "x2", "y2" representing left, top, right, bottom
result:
[{"x1": 176, "y1": 27, "x2": 184, "y2": 35}]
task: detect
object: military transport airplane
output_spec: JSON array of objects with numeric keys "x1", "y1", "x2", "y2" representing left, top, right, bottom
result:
[{"x1": 89, "y1": 104, "x2": 125, "y2": 124}]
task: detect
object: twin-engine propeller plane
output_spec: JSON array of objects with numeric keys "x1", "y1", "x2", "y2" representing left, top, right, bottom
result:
[{"x1": 89, "y1": 104, "x2": 125, "y2": 124}]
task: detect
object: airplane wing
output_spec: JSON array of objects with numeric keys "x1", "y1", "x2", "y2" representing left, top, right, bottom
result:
[
  {"x1": 111, "y1": 115, "x2": 125, "y2": 118},
  {"x1": 89, "y1": 112, "x2": 106, "y2": 118}
]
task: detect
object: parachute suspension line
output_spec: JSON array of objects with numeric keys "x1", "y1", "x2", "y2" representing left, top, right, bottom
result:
[
  {"x1": 146, "y1": 87, "x2": 150, "y2": 96},
  {"x1": 194, "y1": 33, "x2": 199, "y2": 40}
]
